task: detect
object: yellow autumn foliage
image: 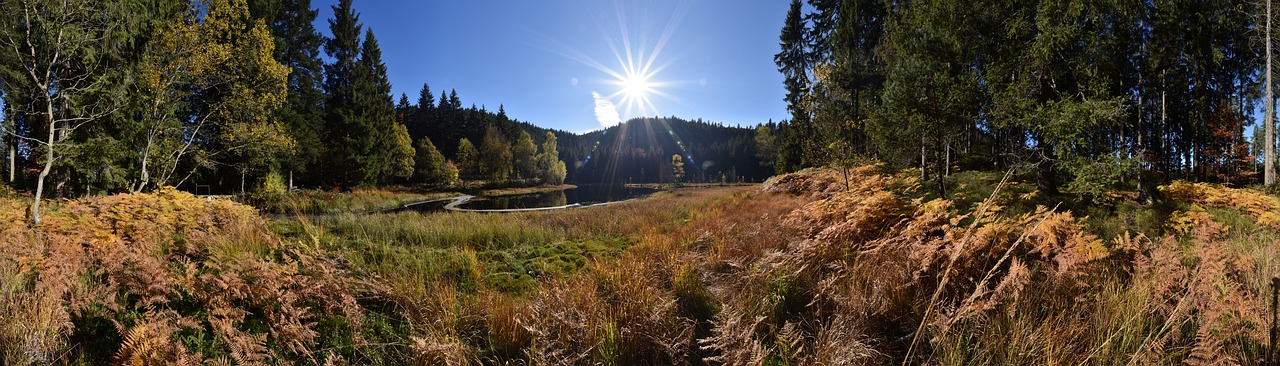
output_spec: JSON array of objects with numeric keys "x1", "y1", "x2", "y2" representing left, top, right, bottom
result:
[
  {"x1": 0, "y1": 188, "x2": 361, "y2": 364},
  {"x1": 1160, "y1": 180, "x2": 1280, "y2": 231}
]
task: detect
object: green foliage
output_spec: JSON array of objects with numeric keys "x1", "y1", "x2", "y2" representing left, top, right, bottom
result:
[
  {"x1": 754, "y1": 125, "x2": 777, "y2": 171},
  {"x1": 456, "y1": 138, "x2": 479, "y2": 179},
  {"x1": 320, "y1": 0, "x2": 403, "y2": 187},
  {"x1": 257, "y1": 168, "x2": 288, "y2": 195},
  {"x1": 389, "y1": 122, "x2": 415, "y2": 180},
  {"x1": 480, "y1": 238, "x2": 630, "y2": 294},
  {"x1": 535, "y1": 132, "x2": 567, "y2": 185},
  {"x1": 512, "y1": 130, "x2": 538, "y2": 180},
  {"x1": 414, "y1": 137, "x2": 456, "y2": 186},
  {"x1": 672, "y1": 265, "x2": 719, "y2": 321},
  {"x1": 250, "y1": 0, "x2": 327, "y2": 185},
  {"x1": 1063, "y1": 155, "x2": 1140, "y2": 199},
  {"x1": 479, "y1": 126, "x2": 513, "y2": 182}
]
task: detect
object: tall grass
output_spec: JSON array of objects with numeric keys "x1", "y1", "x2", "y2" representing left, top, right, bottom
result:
[
  {"x1": 396, "y1": 166, "x2": 1276, "y2": 365},
  {"x1": 0, "y1": 188, "x2": 368, "y2": 364},
  {"x1": 7, "y1": 166, "x2": 1280, "y2": 364},
  {"x1": 245, "y1": 187, "x2": 456, "y2": 215}
]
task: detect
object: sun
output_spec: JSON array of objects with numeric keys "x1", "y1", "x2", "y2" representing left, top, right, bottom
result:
[
  {"x1": 536, "y1": 1, "x2": 689, "y2": 120},
  {"x1": 620, "y1": 72, "x2": 653, "y2": 101}
]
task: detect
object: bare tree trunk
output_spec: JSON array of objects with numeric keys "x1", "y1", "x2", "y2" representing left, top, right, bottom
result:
[
  {"x1": 1268, "y1": 0, "x2": 1276, "y2": 186},
  {"x1": 920, "y1": 137, "x2": 927, "y2": 182},
  {"x1": 32, "y1": 95, "x2": 56, "y2": 225},
  {"x1": 945, "y1": 144, "x2": 951, "y2": 177},
  {"x1": 7, "y1": 130, "x2": 13, "y2": 183}
]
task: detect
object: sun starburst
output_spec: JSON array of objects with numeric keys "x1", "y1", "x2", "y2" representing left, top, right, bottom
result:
[{"x1": 535, "y1": 1, "x2": 690, "y2": 122}]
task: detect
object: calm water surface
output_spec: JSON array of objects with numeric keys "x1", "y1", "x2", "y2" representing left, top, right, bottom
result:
[
  {"x1": 394, "y1": 185, "x2": 657, "y2": 213},
  {"x1": 458, "y1": 185, "x2": 656, "y2": 210}
]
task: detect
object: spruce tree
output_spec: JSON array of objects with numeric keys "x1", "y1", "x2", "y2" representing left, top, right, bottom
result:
[
  {"x1": 353, "y1": 28, "x2": 401, "y2": 184},
  {"x1": 411, "y1": 83, "x2": 435, "y2": 142},
  {"x1": 251, "y1": 0, "x2": 326, "y2": 186},
  {"x1": 774, "y1": 0, "x2": 811, "y2": 173},
  {"x1": 322, "y1": 0, "x2": 362, "y2": 186}
]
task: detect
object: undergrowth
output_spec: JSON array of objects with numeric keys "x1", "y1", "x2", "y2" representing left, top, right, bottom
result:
[{"x1": 6, "y1": 166, "x2": 1280, "y2": 364}]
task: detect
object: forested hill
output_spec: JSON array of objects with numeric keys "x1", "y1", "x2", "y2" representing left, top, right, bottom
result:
[
  {"x1": 402, "y1": 95, "x2": 773, "y2": 185},
  {"x1": 558, "y1": 117, "x2": 771, "y2": 184}
]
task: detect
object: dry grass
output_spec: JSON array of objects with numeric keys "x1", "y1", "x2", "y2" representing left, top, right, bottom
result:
[
  {"x1": 0, "y1": 188, "x2": 365, "y2": 364},
  {"x1": 6, "y1": 167, "x2": 1280, "y2": 364},
  {"x1": 246, "y1": 187, "x2": 456, "y2": 215}
]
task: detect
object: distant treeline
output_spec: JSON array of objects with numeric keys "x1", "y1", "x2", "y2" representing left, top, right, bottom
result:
[
  {"x1": 557, "y1": 117, "x2": 773, "y2": 184},
  {"x1": 773, "y1": 0, "x2": 1270, "y2": 197}
]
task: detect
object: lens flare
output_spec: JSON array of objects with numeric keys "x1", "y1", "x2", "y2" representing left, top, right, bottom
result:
[{"x1": 532, "y1": 1, "x2": 690, "y2": 120}]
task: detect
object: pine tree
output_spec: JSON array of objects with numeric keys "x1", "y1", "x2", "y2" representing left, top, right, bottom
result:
[
  {"x1": 354, "y1": 28, "x2": 400, "y2": 184},
  {"x1": 411, "y1": 83, "x2": 435, "y2": 142},
  {"x1": 322, "y1": 0, "x2": 362, "y2": 186},
  {"x1": 1268, "y1": 0, "x2": 1275, "y2": 186},
  {"x1": 397, "y1": 93, "x2": 415, "y2": 125},
  {"x1": 775, "y1": 0, "x2": 811, "y2": 173},
  {"x1": 250, "y1": 0, "x2": 326, "y2": 187}
]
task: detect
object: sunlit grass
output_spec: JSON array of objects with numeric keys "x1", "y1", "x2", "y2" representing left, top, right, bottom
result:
[
  {"x1": 12, "y1": 166, "x2": 1280, "y2": 364},
  {"x1": 245, "y1": 187, "x2": 457, "y2": 215}
]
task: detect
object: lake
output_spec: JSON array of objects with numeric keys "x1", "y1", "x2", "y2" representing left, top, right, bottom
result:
[{"x1": 396, "y1": 185, "x2": 658, "y2": 213}]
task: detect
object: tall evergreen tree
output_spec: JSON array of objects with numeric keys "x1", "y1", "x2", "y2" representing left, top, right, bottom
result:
[
  {"x1": 322, "y1": 0, "x2": 362, "y2": 186},
  {"x1": 250, "y1": 0, "x2": 325, "y2": 187},
  {"x1": 775, "y1": 0, "x2": 811, "y2": 173},
  {"x1": 353, "y1": 28, "x2": 402, "y2": 184},
  {"x1": 411, "y1": 83, "x2": 435, "y2": 142}
]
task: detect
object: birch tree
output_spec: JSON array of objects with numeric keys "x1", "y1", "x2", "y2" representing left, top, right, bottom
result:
[{"x1": 0, "y1": 0, "x2": 123, "y2": 224}]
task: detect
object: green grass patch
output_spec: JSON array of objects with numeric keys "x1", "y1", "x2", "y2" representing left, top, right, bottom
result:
[
  {"x1": 481, "y1": 237, "x2": 633, "y2": 294},
  {"x1": 244, "y1": 188, "x2": 458, "y2": 215}
]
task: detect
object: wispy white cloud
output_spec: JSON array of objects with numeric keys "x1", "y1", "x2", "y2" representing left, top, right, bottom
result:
[{"x1": 592, "y1": 91, "x2": 621, "y2": 128}]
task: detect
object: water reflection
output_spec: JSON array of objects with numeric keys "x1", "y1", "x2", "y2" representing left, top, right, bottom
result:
[{"x1": 457, "y1": 185, "x2": 654, "y2": 210}]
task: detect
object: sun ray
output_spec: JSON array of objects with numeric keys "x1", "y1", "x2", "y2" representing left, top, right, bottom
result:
[{"x1": 533, "y1": 0, "x2": 697, "y2": 124}]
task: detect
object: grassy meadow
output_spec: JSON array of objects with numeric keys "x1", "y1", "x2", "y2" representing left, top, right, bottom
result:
[
  {"x1": 3, "y1": 166, "x2": 1280, "y2": 364},
  {"x1": 243, "y1": 188, "x2": 459, "y2": 215}
]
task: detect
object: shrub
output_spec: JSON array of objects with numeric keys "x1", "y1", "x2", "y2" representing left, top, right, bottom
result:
[{"x1": 0, "y1": 188, "x2": 366, "y2": 364}]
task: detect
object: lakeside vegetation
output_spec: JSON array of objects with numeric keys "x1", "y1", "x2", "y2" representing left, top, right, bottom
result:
[{"x1": 3, "y1": 165, "x2": 1279, "y2": 364}]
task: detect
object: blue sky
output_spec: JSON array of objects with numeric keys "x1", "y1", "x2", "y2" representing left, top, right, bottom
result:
[{"x1": 311, "y1": 0, "x2": 791, "y2": 133}]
